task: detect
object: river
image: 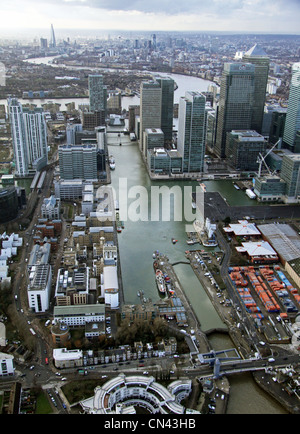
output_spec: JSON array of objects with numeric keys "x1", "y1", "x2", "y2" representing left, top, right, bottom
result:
[
  {"x1": 6, "y1": 55, "x2": 288, "y2": 413},
  {"x1": 108, "y1": 138, "x2": 287, "y2": 414}
]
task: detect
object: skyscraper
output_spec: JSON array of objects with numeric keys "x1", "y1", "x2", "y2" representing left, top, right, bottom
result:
[
  {"x1": 283, "y1": 63, "x2": 300, "y2": 151},
  {"x1": 156, "y1": 78, "x2": 174, "y2": 143},
  {"x1": 8, "y1": 98, "x2": 48, "y2": 176},
  {"x1": 177, "y1": 91, "x2": 206, "y2": 173},
  {"x1": 242, "y1": 44, "x2": 270, "y2": 134},
  {"x1": 88, "y1": 74, "x2": 107, "y2": 118},
  {"x1": 140, "y1": 81, "x2": 162, "y2": 155},
  {"x1": 50, "y1": 24, "x2": 56, "y2": 48},
  {"x1": 215, "y1": 63, "x2": 255, "y2": 158}
]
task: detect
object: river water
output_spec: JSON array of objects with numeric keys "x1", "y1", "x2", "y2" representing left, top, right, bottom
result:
[
  {"x1": 5, "y1": 55, "x2": 287, "y2": 413},
  {"x1": 108, "y1": 139, "x2": 287, "y2": 414}
]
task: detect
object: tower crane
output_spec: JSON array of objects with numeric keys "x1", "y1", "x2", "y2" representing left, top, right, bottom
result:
[{"x1": 257, "y1": 139, "x2": 281, "y2": 178}]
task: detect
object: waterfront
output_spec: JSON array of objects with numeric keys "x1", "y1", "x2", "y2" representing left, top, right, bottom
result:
[
  {"x1": 4, "y1": 55, "x2": 289, "y2": 413},
  {"x1": 108, "y1": 138, "x2": 287, "y2": 414}
]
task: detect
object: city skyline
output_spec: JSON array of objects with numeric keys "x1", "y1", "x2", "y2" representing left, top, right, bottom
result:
[{"x1": 0, "y1": 0, "x2": 300, "y2": 37}]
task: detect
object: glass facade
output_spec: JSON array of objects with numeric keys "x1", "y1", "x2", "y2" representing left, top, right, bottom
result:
[
  {"x1": 215, "y1": 63, "x2": 255, "y2": 158},
  {"x1": 178, "y1": 91, "x2": 206, "y2": 173},
  {"x1": 0, "y1": 187, "x2": 19, "y2": 224}
]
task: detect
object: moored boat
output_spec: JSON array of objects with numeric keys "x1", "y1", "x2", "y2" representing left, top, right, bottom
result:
[{"x1": 155, "y1": 269, "x2": 166, "y2": 294}]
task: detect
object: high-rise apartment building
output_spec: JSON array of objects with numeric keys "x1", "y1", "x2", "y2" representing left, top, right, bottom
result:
[
  {"x1": 8, "y1": 98, "x2": 48, "y2": 176},
  {"x1": 283, "y1": 63, "x2": 300, "y2": 151},
  {"x1": 215, "y1": 63, "x2": 255, "y2": 158},
  {"x1": 243, "y1": 44, "x2": 270, "y2": 134},
  {"x1": 140, "y1": 81, "x2": 162, "y2": 155},
  {"x1": 58, "y1": 144, "x2": 98, "y2": 181},
  {"x1": 177, "y1": 91, "x2": 206, "y2": 173},
  {"x1": 88, "y1": 74, "x2": 107, "y2": 118},
  {"x1": 156, "y1": 78, "x2": 174, "y2": 142}
]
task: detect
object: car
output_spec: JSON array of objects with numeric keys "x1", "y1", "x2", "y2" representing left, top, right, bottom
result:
[
  {"x1": 61, "y1": 377, "x2": 67, "y2": 381},
  {"x1": 113, "y1": 367, "x2": 118, "y2": 371},
  {"x1": 29, "y1": 365, "x2": 35, "y2": 370},
  {"x1": 143, "y1": 371, "x2": 149, "y2": 375},
  {"x1": 101, "y1": 375, "x2": 107, "y2": 378}
]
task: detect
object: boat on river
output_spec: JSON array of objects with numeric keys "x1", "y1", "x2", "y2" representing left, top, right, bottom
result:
[{"x1": 155, "y1": 269, "x2": 166, "y2": 295}]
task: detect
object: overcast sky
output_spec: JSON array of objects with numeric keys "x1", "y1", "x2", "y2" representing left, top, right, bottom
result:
[{"x1": 1, "y1": 0, "x2": 300, "y2": 37}]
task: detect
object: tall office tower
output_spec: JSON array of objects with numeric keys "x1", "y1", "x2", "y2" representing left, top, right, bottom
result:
[
  {"x1": 215, "y1": 63, "x2": 255, "y2": 158},
  {"x1": 152, "y1": 34, "x2": 157, "y2": 50},
  {"x1": 140, "y1": 81, "x2": 162, "y2": 155},
  {"x1": 156, "y1": 78, "x2": 174, "y2": 143},
  {"x1": 177, "y1": 92, "x2": 206, "y2": 173},
  {"x1": 243, "y1": 44, "x2": 270, "y2": 134},
  {"x1": 50, "y1": 24, "x2": 56, "y2": 48},
  {"x1": 58, "y1": 144, "x2": 98, "y2": 180},
  {"x1": 88, "y1": 74, "x2": 107, "y2": 119},
  {"x1": 40, "y1": 38, "x2": 48, "y2": 49},
  {"x1": 283, "y1": 63, "x2": 300, "y2": 151},
  {"x1": 8, "y1": 98, "x2": 48, "y2": 176}
]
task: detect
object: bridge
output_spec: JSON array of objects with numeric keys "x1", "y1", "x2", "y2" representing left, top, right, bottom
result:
[{"x1": 192, "y1": 353, "x2": 299, "y2": 380}]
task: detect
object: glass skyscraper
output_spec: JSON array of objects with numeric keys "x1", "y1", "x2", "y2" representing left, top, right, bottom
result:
[
  {"x1": 215, "y1": 63, "x2": 255, "y2": 158},
  {"x1": 177, "y1": 91, "x2": 206, "y2": 173},
  {"x1": 243, "y1": 44, "x2": 270, "y2": 134},
  {"x1": 140, "y1": 81, "x2": 162, "y2": 155},
  {"x1": 283, "y1": 63, "x2": 300, "y2": 150},
  {"x1": 156, "y1": 78, "x2": 174, "y2": 143}
]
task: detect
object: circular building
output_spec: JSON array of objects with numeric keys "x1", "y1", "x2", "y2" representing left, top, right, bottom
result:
[
  {"x1": 80, "y1": 373, "x2": 199, "y2": 414},
  {"x1": 0, "y1": 187, "x2": 18, "y2": 224},
  {"x1": 51, "y1": 322, "x2": 70, "y2": 347}
]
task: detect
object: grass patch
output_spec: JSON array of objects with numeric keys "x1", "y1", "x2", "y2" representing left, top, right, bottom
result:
[
  {"x1": 62, "y1": 379, "x2": 105, "y2": 405},
  {"x1": 35, "y1": 391, "x2": 53, "y2": 414}
]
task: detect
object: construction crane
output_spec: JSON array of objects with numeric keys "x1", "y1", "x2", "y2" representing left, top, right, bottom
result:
[{"x1": 257, "y1": 139, "x2": 281, "y2": 178}]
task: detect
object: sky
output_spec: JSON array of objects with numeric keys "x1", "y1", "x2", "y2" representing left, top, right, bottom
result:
[{"x1": 0, "y1": 0, "x2": 300, "y2": 37}]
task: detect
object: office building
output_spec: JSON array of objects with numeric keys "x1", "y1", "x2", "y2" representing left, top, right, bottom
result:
[
  {"x1": 28, "y1": 264, "x2": 52, "y2": 313},
  {"x1": 206, "y1": 107, "x2": 217, "y2": 152},
  {"x1": 55, "y1": 266, "x2": 90, "y2": 307},
  {"x1": 283, "y1": 63, "x2": 300, "y2": 150},
  {"x1": 88, "y1": 74, "x2": 107, "y2": 118},
  {"x1": 8, "y1": 98, "x2": 48, "y2": 176},
  {"x1": 0, "y1": 187, "x2": 19, "y2": 224},
  {"x1": 156, "y1": 78, "x2": 174, "y2": 142},
  {"x1": 269, "y1": 108, "x2": 287, "y2": 145},
  {"x1": 58, "y1": 144, "x2": 98, "y2": 181},
  {"x1": 50, "y1": 24, "x2": 56, "y2": 48},
  {"x1": 41, "y1": 195, "x2": 61, "y2": 220},
  {"x1": 144, "y1": 128, "x2": 164, "y2": 154},
  {"x1": 253, "y1": 175, "x2": 286, "y2": 202},
  {"x1": 280, "y1": 154, "x2": 300, "y2": 203},
  {"x1": 225, "y1": 130, "x2": 267, "y2": 171},
  {"x1": 177, "y1": 91, "x2": 206, "y2": 173},
  {"x1": 243, "y1": 44, "x2": 270, "y2": 134},
  {"x1": 215, "y1": 63, "x2": 255, "y2": 158},
  {"x1": 140, "y1": 81, "x2": 162, "y2": 155}
]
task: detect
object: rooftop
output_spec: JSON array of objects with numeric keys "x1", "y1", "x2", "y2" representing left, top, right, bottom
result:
[{"x1": 244, "y1": 44, "x2": 268, "y2": 58}]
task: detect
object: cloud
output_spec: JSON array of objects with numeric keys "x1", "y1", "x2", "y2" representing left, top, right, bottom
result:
[
  {"x1": 0, "y1": 0, "x2": 299, "y2": 34},
  {"x1": 57, "y1": 0, "x2": 300, "y2": 17}
]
